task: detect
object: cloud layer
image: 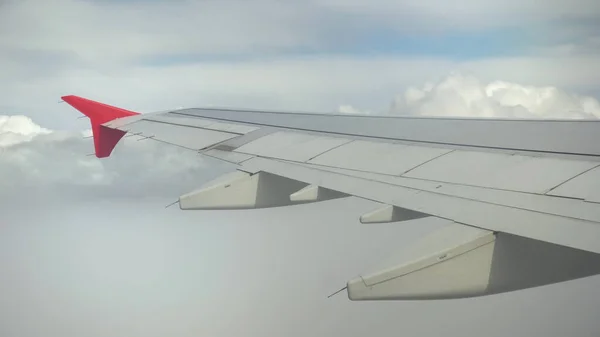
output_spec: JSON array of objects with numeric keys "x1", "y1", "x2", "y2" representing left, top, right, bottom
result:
[{"x1": 3, "y1": 0, "x2": 598, "y2": 65}]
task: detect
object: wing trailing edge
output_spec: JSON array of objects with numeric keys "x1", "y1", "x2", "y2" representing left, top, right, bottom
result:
[{"x1": 62, "y1": 95, "x2": 140, "y2": 158}]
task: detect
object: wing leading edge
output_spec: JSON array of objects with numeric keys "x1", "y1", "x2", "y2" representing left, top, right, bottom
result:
[{"x1": 62, "y1": 95, "x2": 600, "y2": 301}]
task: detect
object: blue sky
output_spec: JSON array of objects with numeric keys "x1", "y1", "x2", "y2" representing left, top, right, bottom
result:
[
  {"x1": 140, "y1": 27, "x2": 528, "y2": 67},
  {"x1": 0, "y1": 0, "x2": 599, "y2": 126}
]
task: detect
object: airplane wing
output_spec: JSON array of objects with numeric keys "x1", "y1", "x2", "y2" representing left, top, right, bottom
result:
[{"x1": 62, "y1": 95, "x2": 600, "y2": 301}]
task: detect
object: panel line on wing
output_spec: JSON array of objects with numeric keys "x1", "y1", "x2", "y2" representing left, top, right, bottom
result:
[
  {"x1": 305, "y1": 139, "x2": 357, "y2": 162},
  {"x1": 400, "y1": 149, "x2": 456, "y2": 175},
  {"x1": 544, "y1": 163, "x2": 600, "y2": 194}
]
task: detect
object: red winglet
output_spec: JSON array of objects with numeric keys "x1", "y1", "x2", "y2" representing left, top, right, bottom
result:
[{"x1": 61, "y1": 95, "x2": 140, "y2": 158}]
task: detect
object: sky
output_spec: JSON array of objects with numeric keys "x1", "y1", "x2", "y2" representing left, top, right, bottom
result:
[{"x1": 2, "y1": 0, "x2": 600, "y2": 336}]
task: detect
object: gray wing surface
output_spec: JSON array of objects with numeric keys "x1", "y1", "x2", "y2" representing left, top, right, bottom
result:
[{"x1": 66, "y1": 96, "x2": 600, "y2": 301}]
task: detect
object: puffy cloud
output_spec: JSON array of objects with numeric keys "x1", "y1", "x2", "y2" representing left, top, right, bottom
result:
[
  {"x1": 390, "y1": 73, "x2": 600, "y2": 118},
  {"x1": 0, "y1": 115, "x2": 51, "y2": 146},
  {"x1": 0, "y1": 116, "x2": 228, "y2": 201}
]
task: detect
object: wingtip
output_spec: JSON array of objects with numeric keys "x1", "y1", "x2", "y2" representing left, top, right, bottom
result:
[
  {"x1": 61, "y1": 95, "x2": 140, "y2": 122},
  {"x1": 61, "y1": 95, "x2": 139, "y2": 158}
]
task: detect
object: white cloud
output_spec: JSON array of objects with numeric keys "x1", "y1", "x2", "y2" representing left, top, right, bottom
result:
[
  {"x1": 0, "y1": 115, "x2": 51, "y2": 146},
  {"x1": 389, "y1": 73, "x2": 600, "y2": 118},
  {"x1": 337, "y1": 105, "x2": 372, "y2": 115},
  {"x1": 0, "y1": 116, "x2": 227, "y2": 200}
]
